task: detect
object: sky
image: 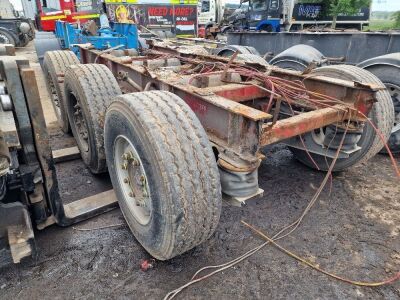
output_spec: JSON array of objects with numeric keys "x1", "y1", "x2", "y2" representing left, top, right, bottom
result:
[
  {"x1": 8, "y1": 0, "x2": 400, "y2": 12},
  {"x1": 371, "y1": 0, "x2": 400, "y2": 11}
]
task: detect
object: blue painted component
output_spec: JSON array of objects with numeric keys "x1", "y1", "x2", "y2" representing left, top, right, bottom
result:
[
  {"x1": 54, "y1": 21, "x2": 139, "y2": 57},
  {"x1": 255, "y1": 19, "x2": 281, "y2": 32}
]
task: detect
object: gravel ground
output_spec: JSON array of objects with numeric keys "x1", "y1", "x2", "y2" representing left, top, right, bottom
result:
[{"x1": 0, "y1": 43, "x2": 399, "y2": 300}]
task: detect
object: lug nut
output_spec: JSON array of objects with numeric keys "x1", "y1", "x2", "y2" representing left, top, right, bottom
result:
[
  {"x1": 123, "y1": 178, "x2": 129, "y2": 183},
  {"x1": 129, "y1": 192, "x2": 134, "y2": 197}
]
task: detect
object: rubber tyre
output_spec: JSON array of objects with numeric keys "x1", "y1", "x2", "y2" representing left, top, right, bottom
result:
[
  {"x1": 0, "y1": 29, "x2": 16, "y2": 46},
  {"x1": 360, "y1": 64, "x2": 400, "y2": 153},
  {"x1": 216, "y1": 45, "x2": 260, "y2": 57},
  {"x1": 104, "y1": 91, "x2": 222, "y2": 260},
  {"x1": 237, "y1": 53, "x2": 269, "y2": 66},
  {"x1": 43, "y1": 50, "x2": 80, "y2": 133},
  {"x1": 64, "y1": 64, "x2": 121, "y2": 173},
  {"x1": 270, "y1": 44, "x2": 326, "y2": 71},
  {"x1": 17, "y1": 34, "x2": 29, "y2": 47},
  {"x1": 290, "y1": 65, "x2": 394, "y2": 171}
]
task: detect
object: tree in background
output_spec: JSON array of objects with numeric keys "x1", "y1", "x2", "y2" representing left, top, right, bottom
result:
[
  {"x1": 301, "y1": 0, "x2": 372, "y2": 29},
  {"x1": 393, "y1": 11, "x2": 400, "y2": 28}
]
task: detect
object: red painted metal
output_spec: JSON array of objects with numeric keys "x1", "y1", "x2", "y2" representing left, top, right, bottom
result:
[
  {"x1": 214, "y1": 85, "x2": 268, "y2": 102},
  {"x1": 260, "y1": 105, "x2": 352, "y2": 146},
  {"x1": 77, "y1": 45, "x2": 377, "y2": 171},
  {"x1": 36, "y1": 0, "x2": 99, "y2": 32}
]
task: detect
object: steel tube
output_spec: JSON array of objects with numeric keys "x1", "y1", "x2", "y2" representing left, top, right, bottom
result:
[{"x1": 260, "y1": 105, "x2": 350, "y2": 146}]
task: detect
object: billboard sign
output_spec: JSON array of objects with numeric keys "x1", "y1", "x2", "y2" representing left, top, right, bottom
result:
[{"x1": 106, "y1": 3, "x2": 197, "y2": 36}]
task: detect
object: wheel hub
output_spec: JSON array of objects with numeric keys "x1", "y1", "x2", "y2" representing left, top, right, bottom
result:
[
  {"x1": 71, "y1": 94, "x2": 89, "y2": 152},
  {"x1": 0, "y1": 34, "x2": 10, "y2": 44},
  {"x1": 114, "y1": 135, "x2": 151, "y2": 225},
  {"x1": 311, "y1": 128, "x2": 326, "y2": 147},
  {"x1": 387, "y1": 83, "x2": 400, "y2": 134},
  {"x1": 47, "y1": 72, "x2": 61, "y2": 117}
]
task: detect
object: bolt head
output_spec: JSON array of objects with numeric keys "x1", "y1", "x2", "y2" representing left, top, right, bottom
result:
[{"x1": 123, "y1": 178, "x2": 129, "y2": 183}]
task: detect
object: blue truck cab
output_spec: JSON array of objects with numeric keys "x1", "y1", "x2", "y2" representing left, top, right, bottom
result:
[{"x1": 246, "y1": 0, "x2": 282, "y2": 32}]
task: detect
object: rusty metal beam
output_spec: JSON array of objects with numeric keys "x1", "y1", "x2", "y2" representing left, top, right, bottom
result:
[
  {"x1": 260, "y1": 105, "x2": 352, "y2": 146},
  {"x1": 78, "y1": 46, "x2": 376, "y2": 170},
  {"x1": 212, "y1": 84, "x2": 268, "y2": 102},
  {"x1": 269, "y1": 69, "x2": 379, "y2": 108}
]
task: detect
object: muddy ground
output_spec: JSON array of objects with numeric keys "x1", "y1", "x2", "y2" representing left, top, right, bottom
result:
[{"x1": 0, "y1": 43, "x2": 399, "y2": 300}]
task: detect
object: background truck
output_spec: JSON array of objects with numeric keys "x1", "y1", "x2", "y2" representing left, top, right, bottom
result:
[
  {"x1": 19, "y1": 0, "x2": 101, "y2": 31},
  {"x1": 283, "y1": 0, "x2": 370, "y2": 31},
  {"x1": 198, "y1": 0, "x2": 370, "y2": 37},
  {"x1": 0, "y1": 0, "x2": 35, "y2": 47}
]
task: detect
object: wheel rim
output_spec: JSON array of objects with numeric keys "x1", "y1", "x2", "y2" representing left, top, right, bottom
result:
[
  {"x1": 114, "y1": 135, "x2": 152, "y2": 225},
  {"x1": 69, "y1": 92, "x2": 89, "y2": 152},
  {"x1": 0, "y1": 33, "x2": 10, "y2": 44},
  {"x1": 386, "y1": 83, "x2": 400, "y2": 134},
  {"x1": 311, "y1": 128, "x2": 326, "y2": 146},
  {"x1": 46, "y1": 71, "x2": 61, "y2": 118}
]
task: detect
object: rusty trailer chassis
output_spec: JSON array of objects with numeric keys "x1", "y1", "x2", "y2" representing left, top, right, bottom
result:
[{"x1": 78, "y1": 44, "x2": 378, "y2": 202}]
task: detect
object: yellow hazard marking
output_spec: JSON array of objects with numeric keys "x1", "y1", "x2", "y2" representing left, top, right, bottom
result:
[
  {"x1": 105, "y1": 0, "x2": 138, "y2": 3},
  {"x1": 72, "y1": 14, "x2": 100, "y2": 20},
  {"x1": 105, "y1": 0, "x2": 197, "y2": 4},
  {"x1": 41, "y1": 15, "x2": 67, "y2": 21},
  {"x1": 170, "y1": 0, "x2": 198, "y2": 4}
]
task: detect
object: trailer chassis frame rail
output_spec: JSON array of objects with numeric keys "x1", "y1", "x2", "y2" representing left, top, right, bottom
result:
[{"x1": 78, "y1": 44, "x2": 378, "y2": 202}]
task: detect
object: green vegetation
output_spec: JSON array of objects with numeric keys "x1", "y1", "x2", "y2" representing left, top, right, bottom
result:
[
  {"x1": 367, "y1": 19, "x2": 396, "y2": 31},
  {"x1": 371, "y1": 11, "x2": 394, "y2": 20},
  {"x1": 367, "y1": 10, "x2": 400, "y2": 30},
  {"x1": 393, "y1": 11, "x2": 400, "y2": 27}
]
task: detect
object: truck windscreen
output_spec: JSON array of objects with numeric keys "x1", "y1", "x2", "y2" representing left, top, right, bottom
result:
[{"x1": 251, "y1": 0, "x2": 267, "y2": 11}]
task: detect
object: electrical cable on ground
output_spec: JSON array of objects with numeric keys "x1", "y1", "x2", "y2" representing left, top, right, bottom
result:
[
  {"x1": 150, "y1": 53, "x2": 400, "y2": 299},
  {"x1": 164, "y1": 107, "x2": 400, "y2": 299},
  {"x1": 163, "y1": 118, "x2": 353, "y2": 300},
  {"x1": 242, "y1": 221, "x2": 400, "y2": 287},
  {"x1": 73, "y1": 223, "x2": 125, "y2": 231}
]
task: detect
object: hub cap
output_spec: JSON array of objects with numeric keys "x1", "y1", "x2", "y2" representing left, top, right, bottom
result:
[
  {"x1": 386, "y1": 83, "x2": 400, "y2": 134},
  {"x1": 311, "y1": 128, "x2": 326, "y2": 146},
  {"x1": 0, "y1": 34, "x2": 10, "y2": 44},
  {"x1": 114, "y1": 135, "x2": 152, "y2": 225},
  {"x1": 46, "y1": 71, "x2": 61, "y2": 118},
  {"x1": 70, "y1": 93, "x2": 89, "y2": 152}
]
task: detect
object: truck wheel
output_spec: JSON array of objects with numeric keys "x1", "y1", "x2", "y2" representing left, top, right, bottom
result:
[
  {"x1": 237, "y1": 53, "x2": 269, "y2": 66},
  {"x1": 270, "y1": 44, "x2": 326, "y2": 70},
  {"x1": 359, "y1": 64, "x2": 400, "y2": 153},
  {"x1": 104, "y1": 91, "x2": 222, "y2": 260},
  {"x1": 0, "y1": 29, "x2": 16, "y2": 46},
  {"x1": 43, "y1": 50, "x2": 80, "y2": 133},
  {"x1": 259, "y1": 24, "x2": 273, "y2": 32},
  {"x1": 216, "y1": 45, "x2": 260, "y2": 57},
  {"x1": 290, "y1": 65, "x2": 394, "y2": 171},
  {"x1": 64, "y1": 64, "x2": 121, "y2": 173}
]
